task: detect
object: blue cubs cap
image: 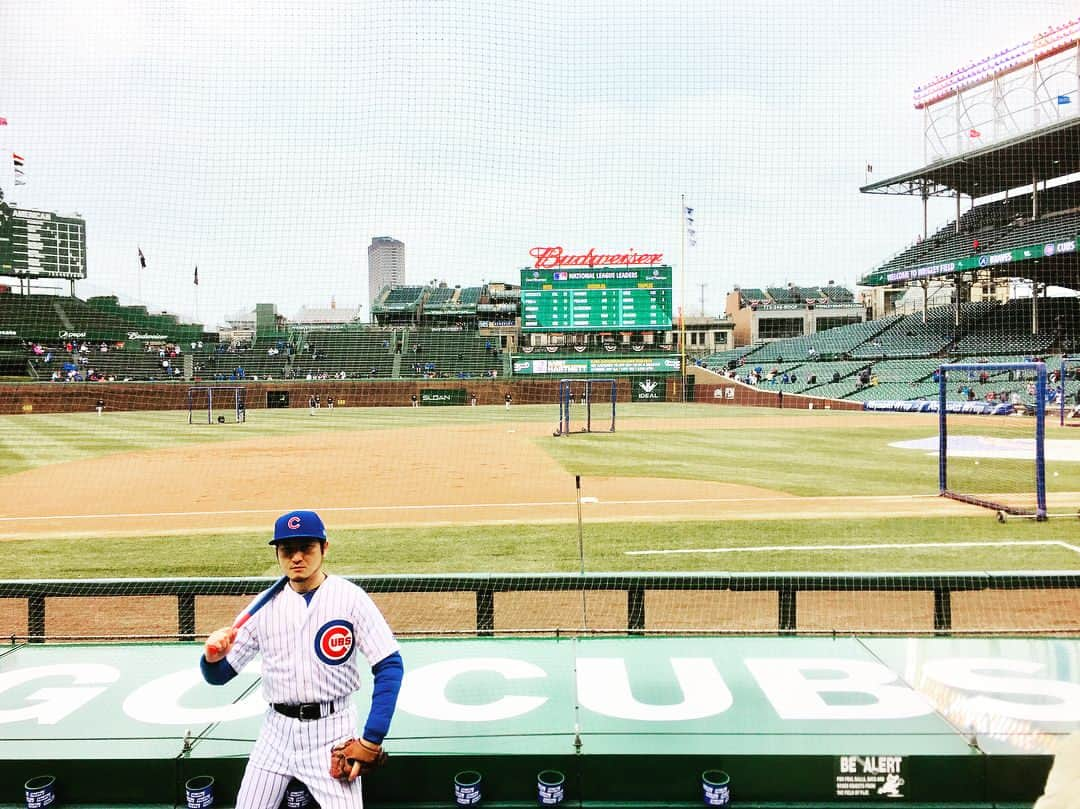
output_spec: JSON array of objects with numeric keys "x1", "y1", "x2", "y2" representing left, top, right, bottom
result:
[{"x1": 272, "y1": 510, "x2": 327, "y2": 544}]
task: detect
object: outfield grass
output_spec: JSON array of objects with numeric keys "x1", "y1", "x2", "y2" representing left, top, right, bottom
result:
[
  {"x1": 3, "y1": 403, "x2": 1078, "y2": 577},
  {"x1": 0, "y1": 403, "x2": 691, "y2": 477},
  {"x1": 5, "y1": 516, "x2": 1078, "y2": 579},
  {"x1": 543, "y1": 423, "x2": 1080, "y2": 497}
]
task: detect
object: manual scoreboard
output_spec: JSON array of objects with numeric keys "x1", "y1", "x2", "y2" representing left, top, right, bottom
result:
[
  {"x1": 521, "y1": 266, "x2": 672, "y2": 332},
  {"x1": 0, "y1": 202, "x2": 87, "y2": 280}
]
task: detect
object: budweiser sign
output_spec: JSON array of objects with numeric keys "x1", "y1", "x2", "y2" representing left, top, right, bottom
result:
[{"x1": 529, "y1": 246, "x2": 663, "y2": 269}]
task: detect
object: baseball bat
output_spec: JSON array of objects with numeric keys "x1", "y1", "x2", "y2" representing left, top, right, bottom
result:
[{"x1": 207, "y1": 575, "x2": 289, "y2": 655}]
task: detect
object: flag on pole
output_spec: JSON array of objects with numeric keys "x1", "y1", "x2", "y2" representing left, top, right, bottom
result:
[
  {"x1": 194, "y1": 266, "x2": 199, "y2": 286},
  {"x1": 12, "y1": 153, "x2": 24, "y2": 168},
  {"x1": 968, "y1": 129, "x2": 981, "y2": 138},
  {"x1": 1058, "y1": 95, "x2": 1072, "y2": 105},
  {"x1": 138, "y1": 247, "x2": 147, "y2": 269},
  {"x1": 685, "y1": 205, "x2": 696, "y2": 247},
  {"x1": 866, "y1": 163, "x2": 873, "y2": 173}
]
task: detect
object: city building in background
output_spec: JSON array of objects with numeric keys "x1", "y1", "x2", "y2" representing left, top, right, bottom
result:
[{"x1": 367, "y1": 237, "x2": 404, "y2": 319}]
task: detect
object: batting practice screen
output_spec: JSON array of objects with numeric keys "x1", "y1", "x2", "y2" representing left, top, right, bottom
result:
[{"x1": 520, "y1": 266, "x2": 672, "y2": 332}]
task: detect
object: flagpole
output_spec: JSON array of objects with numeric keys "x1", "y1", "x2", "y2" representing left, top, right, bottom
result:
[{"x1": 680, "y1": 194, "x2": 687, "y2": 403}]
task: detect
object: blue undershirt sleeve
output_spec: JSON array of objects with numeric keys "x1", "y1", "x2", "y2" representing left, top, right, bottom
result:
[
  {"x1": 200, "y1": 655, "x2": 238, "y2": 685},
  {"x1": 363, "y1": 651, "x2": 403, "y2": 744}
]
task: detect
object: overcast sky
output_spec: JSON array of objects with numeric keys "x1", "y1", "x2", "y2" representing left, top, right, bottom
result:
[{"x1": 0, "y1": 0, "x2": 1074, "y2": 328}]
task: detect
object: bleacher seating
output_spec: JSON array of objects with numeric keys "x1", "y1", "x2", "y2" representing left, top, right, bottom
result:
[
  {"x1": 737, "y1": 288, "x2": 769, "y2": 305},
  {"x1": 765, "y1": 287, "x2": 797, "y2": 303},
  {"x1": 876, "y1": 185, "x2": 1080, "y2": 277},
  {"x1": 821, "y1": 285, "x2": 855, "y2": 303},
  {"x1": 793, "y1": 286, "x2": 825, "y2": 302},
  {"x1": 701, "y1": 297, "x2": 1078, "y2": 405},
  {"x1": 424, "y1": 288, "x2": 456, "y2": 306},
  {"x1": 401, "y1": 330, "x2": 501, "y2": 378},
  {"x1": 290, "y1": 329, "x2": 395, "y2": 379},
  {"x1": 380, "y1": 286, "x2": 425, "y2": 309}
]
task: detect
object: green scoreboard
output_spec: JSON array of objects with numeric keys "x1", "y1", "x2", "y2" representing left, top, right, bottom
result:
[
  {"x1": 0, "y1": 202, "x2": 87, "y2": 280},
  {"x1": 521, "y1": 266, "x2": 672, "y2": 332}
]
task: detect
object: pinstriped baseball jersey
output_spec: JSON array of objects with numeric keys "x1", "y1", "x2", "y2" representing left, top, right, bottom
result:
[
  {"x1": 225, "y1": 574, "x2": 399, "y2": 808},
  {"x1": 227, "y1": 574, "x2": 399, "y2": 704}
]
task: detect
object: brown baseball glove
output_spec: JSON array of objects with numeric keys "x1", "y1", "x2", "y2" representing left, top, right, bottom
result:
[{"x1": 329, "y1": 738, "x2": 388, "y2": 782}]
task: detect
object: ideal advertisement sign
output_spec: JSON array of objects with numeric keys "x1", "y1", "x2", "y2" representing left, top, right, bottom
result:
[{"x1": 630, "y1": 377, "x2": 667, "y2": 401}]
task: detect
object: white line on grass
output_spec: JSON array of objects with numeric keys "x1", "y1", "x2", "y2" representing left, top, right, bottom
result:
[
  {"x1": 0, "y1": 493, "x2": 944, "y2": 523},
  {"x1": 625, "y1": 540, "x2": 1080, "y2": 556}
]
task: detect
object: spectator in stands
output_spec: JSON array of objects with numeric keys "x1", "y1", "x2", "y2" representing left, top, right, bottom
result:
[{"x1": 807, "y1": 373, "x2": 816, "y2": 385}]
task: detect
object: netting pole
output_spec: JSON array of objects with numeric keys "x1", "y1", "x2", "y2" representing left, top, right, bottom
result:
[
  {"x1": 586, "y1": 381, "x2": 592, "y2": 433},
  {"x1": 938, "y1": 367, "x2": 948, "y2": 495},
  {"x1": 609, "y1": 379, "x2": 616, "y2": 432},
  {"x1": 1035, "y1": 370, "x2": 1047, "y2": 520}
]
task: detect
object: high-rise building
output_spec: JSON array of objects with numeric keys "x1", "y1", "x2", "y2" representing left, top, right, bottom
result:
[{"x1": 368, "y1": 236, "x2": 405, "y2": 318}]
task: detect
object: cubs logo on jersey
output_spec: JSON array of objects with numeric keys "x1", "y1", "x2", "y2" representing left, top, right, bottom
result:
[{"x1": 314, "y1": 619, "x2": 355, "y2": 665}]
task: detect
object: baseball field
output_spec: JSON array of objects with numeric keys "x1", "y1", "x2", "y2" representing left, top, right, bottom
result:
[{"x1": 2, "y1": 400, "x2": 1079, "y2": 582}]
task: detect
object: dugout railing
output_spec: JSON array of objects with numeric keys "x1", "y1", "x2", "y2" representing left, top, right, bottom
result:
[{"x1": 1, "y1": 571, "x2": 1078, "y2": 642}]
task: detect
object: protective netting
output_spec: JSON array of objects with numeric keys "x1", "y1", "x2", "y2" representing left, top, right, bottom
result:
[{"x1": 1, "y1": 2, "x2": 1080, "y2": 642}]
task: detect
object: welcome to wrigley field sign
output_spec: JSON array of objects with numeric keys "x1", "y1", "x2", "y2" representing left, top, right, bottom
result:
[{"x1": 0, "y1": 636, "x2": 1074, "y2": 804}]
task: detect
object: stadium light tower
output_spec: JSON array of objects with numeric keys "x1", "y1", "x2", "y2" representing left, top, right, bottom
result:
[{"x1": 915, "y1": 19, "x2": 1080, "y2": 164}]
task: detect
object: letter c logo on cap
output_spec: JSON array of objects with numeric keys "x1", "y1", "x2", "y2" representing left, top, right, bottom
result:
[{"x1": 287, "y1": 516, "x2": 301, "y2": 530}]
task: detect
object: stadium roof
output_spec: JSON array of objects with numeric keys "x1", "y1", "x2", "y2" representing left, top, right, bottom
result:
[{"x1": 860, "y1": 117, "x2": 1080, "y2": 199}]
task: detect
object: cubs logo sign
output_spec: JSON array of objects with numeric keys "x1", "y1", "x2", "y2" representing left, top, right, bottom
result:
[{"x1": 314, "y1": 620, "x2": 355, "y2": 665}]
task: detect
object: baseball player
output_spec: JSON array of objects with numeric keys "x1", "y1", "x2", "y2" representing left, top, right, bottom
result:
[{"x1": 201, "y1": 510, "x2": 404, "y2": 808}]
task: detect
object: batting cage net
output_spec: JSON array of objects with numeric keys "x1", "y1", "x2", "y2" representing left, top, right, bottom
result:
[
  {"x1": 0, "y1": 0, "x2": 1079, "y2": 650},
  {"x1": 1061, "y1": 357, "x2": 1080, "y2": 426},
  {"x1": 555, "y1": 378, "x2": 616, "y2": 436},
  {"x1": 187, "y1": 385, "x2": 246, "y2": 424},
  {"x1": 938, "y1": 362, "x2": 1049, "y2": 519}
]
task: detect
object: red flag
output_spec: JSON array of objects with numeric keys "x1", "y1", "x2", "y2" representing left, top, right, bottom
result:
[
  {"x1": 968, "y1": 129, "x2": 981, "y2": 138},
  {"x1": 0, "y1": 118, "x2": 8, "y2": 126},
  {"x1": 194, "y1": 266, "x2": 199, "y2": 286},
  {"x1": 12, "y1": 153, "x2": 24, "y2": 167},
  {"x1": 138, "y1": 247, "x2": 147, "y2": 269}
]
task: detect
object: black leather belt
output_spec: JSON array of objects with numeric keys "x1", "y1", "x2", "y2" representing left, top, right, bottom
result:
[{"x1": 272, "y1": 702, "x2": 336, "y2": 721}]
